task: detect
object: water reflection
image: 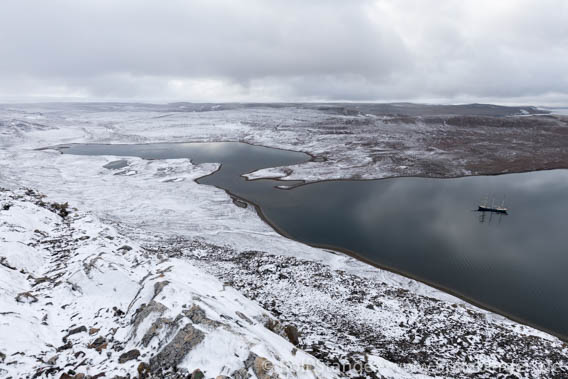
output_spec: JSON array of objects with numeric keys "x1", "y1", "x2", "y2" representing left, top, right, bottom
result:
[{"x1": 59, "y1": 142, "x2": 568, "y2": 339}]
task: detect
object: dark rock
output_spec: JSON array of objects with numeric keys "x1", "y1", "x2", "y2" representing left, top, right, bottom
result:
[
  {"x1": 153, "y1": 281, "x2": 169, "y2": 299},
  {"x1": 235, "y1": 311, "x2": 254, "y2": 325},
  {"x1": 0, "y1": 257, "x2": 16, "y2": 270},
  {"x1": 88, "y1": 336, "x2": 107, "y2": 352},
  {"x1": 264, "y1": 318, "x2": 283, "y2": 334},
  {"x1": 118, "y1": 245, "x2": 132, "y2": 252},
  {"x1": 141, "y1": 316, "x2": 179, "y2": 347},
  {"x1": 56, "y1": 341, "x2": 73, "y2": 352},
  {"x1": 63, "y1": 325, "x2": 87, "y2": 342},
  {"x1": 0, "y1": 351, "x2": 5, "y2": 362},
  {"x1": 284, "y1": 325, "x2": 300, "y2": 345},
  {"x1": 118, "y1": 349, "x2": 140, "y2": 363},
  {"x1": 15, "y1": 291, "x2": 38, "y2": 304},
  {"x1": 191, "y1": 369, "x2": 205, "y2": 379},
  {"x1": 184, "y1": 304, "x2": 222, "y2": 327},
  {"x1": 137, "y1": 362, "x2": 151, "y2": 378},
  {"x1": 232, "y1": 198, "x2": 248, "y2": 208},
  {"x1": 50, "y1": 202, "x2": 70, "y2": 218},
  {"x1": 133, "y1": 301, "x2": 168, "y2": 336},
  {"x1": 230, "y1": 368, "x2": 249, "y2": 379},
  {"x1": 113, "y1": 306, "x2": 125, "y2": 317},
  {"x1": 149, "y1": 323, "x2": 205, "y2": 372}
]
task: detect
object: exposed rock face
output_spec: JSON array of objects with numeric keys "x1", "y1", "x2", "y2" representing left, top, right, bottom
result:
[
  {"x1": 132, "y1": 300, "x2": 168, "y2": 337},
  {"x1": 184, "y1": 304, "x2": 223, "y2": 328},
  {"x1": 149, "y1": 323, "x2": 205, "y2": 373}
]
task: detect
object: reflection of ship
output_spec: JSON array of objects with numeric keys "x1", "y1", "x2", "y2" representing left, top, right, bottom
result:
[{"x1": 478, "y1": 197, "x2": 508, "y2": 214}]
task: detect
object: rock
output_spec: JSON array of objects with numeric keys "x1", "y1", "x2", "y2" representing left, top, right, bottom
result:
[
  {"x1": 56, "y1": 341, "x2": 73, "y2": 352},
  {"x1": 137, "y1": 362, "x2": 151, "y2": 378},
  {"x1": 149, "y1": 323, "x2": 205, "y2": 372},
  {"x1": 141, "y1": 317, "x2": 177, "y2": 347},
  {"x1": 118, "y1": 349, "x2": 140, "y2": 363},
  {"x1": 0, "y1": 351, "x2": 5, "y2": 362},
  {"x1": 89, "y1": 327, "x2": 100, "y2": 335},
  {"x1": 15, "y1": 291, "x2": 38, "y2": 303},
  {"x1": 113, "y1": 306, "x2": 125, "y2": 317},
  {"x1": 133, "y1": 300, "x2": 168, "y2": 336},
  {"x1": 253, "y1": 356, "x2": 277, "y2": 379},
  {"x1": 235, "y1": 311, "x2": 254, "y2": 325},
  {"x1": 153, "y1": 280, "x2": 169, "y2": 299},
  {"x1": 63, "y1": 325, "x2": 87, "y2": 342},
  {"x1": 118, "y1": 245, "x2": 132, "y2": 252},
  {"x1": 49, "y1": 201, "x2": 70, "y2": 218},
  {"x1": 230, "y1": 368, "x2": 249, "y2": 379},
  {"x1": 47, "y1": 355, "x2": 58, "y2": 365},
  {"x1": 184, "y1": 304, "x2": 222, "y2": 327},
  {"x1": 88, "y1": 336, "x2": 107, "y2": 352},
  {"x1": 59, "y1": 372, "x2": 86, "y2": 379},
  {"x1": 284, "y1": 325, "x2": 300, "y2": 346},
  {"x1": 264, "y1": 318, "x2": 283, "y2": 334},
  {"x1": 242, "y1": 352, "x2": 277, "y2": 379},
  {"x1": 191, "y1": 369, "x2": 205, "y2": 379}
]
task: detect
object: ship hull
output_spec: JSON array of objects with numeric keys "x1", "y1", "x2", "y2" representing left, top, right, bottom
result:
[{"x1": 478, "y1": 206, "x2": 508, "y2": 214}]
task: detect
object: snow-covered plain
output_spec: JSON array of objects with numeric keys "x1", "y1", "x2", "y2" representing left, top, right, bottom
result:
[{"x1": 1, "y1": 103, "x2": 567, "y2": 378}]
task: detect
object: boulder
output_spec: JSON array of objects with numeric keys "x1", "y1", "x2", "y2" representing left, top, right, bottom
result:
[{"x1": 118, "y1": 349, "x2": 140, "y2": 363}]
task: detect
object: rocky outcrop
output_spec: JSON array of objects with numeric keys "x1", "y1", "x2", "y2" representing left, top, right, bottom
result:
[
  {"x1": 1, "y1": 189, "x2": 331, "y2": 378},
  {"x1": 149, "y1": 323, "x2": 205, "y2": 373}
]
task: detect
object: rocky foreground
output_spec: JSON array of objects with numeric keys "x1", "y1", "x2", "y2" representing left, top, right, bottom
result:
[
  {"x1": 0, "y1": 188, "x2": 335, "y2": 378},
  {"x1": 2, "y1": 188, "x2": 567, "y2": 378}
]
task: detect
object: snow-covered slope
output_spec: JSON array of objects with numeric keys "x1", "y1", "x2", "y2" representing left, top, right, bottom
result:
[{"x1": 0, "y1": 189, "x2": 338, "y2": 378}]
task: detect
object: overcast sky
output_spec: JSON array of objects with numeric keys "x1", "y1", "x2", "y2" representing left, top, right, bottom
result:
[{"x1": 1, "y1": 0, "x2": 567, "y2": 104}]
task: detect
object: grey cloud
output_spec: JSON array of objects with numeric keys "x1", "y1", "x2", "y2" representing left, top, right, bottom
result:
[{"x1": 0, "y1": 0, "x2": 567, "y2": 103}]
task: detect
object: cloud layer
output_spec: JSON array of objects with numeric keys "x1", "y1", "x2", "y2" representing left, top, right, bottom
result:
[{"x1": 1, "y1": 0, "x2": 567, "y2": 103}]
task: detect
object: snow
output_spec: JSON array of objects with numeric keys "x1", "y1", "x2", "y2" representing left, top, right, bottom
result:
[
  {"x1": 0, "y1": 189, "x2": 340, "y2": 378},
  {"x1": 1, "y1": 103, "x2": 567, "y2": 377}
]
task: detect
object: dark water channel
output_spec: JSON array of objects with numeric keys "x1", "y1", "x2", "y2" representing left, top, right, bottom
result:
[{"x1": 58, "y1": 142, "x2": 568, "y2": 340}]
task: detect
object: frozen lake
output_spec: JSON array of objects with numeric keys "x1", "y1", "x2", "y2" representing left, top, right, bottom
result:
[{"x1": 59, "y1": 142, "x2": 568, "y2": 340}]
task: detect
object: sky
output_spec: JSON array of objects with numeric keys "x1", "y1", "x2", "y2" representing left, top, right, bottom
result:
[{"x1": 1, "y1": 0, "x2": 567, "y2": 104}]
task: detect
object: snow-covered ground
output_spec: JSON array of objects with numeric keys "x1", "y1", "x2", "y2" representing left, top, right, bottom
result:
[
  {"x1": 1, "y1": 103, "x2": 568, "y2": 378},
  {"x1": 0, "y1": 188, "x2": 339, "y2": 378}
]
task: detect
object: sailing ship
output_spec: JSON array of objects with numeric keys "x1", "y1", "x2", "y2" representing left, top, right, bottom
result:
[{"x1": 478, "y1": 196, "x2": 508, "y2": 214}]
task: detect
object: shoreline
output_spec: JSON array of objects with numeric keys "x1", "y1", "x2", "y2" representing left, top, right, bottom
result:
[{"x1": 49, "y1": 140, "x2": 568, "y2": 343}]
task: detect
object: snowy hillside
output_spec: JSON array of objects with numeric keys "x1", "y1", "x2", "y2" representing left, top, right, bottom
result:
[{"x1": 0, "y1": 188, "x2": 340, "y2": 378}]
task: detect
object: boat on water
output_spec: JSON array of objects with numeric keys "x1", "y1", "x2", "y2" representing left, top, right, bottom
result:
[{"x1": 478, "y1": 197, "x2": 508, "y2": 214}]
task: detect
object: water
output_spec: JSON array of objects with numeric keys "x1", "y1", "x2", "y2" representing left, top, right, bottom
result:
[{"x1": 59, "y1": 142, "x2": 568, "y2": 339}]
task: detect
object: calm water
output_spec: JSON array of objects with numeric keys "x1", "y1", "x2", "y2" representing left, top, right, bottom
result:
[{"x1": 59, "y1": 142, "x2": 568, "y2": 339}]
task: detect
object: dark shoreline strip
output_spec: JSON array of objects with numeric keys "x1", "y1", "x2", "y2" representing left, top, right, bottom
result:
[{"x1": 48, "y1": 140, "x2": 568, "y2": 342}]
